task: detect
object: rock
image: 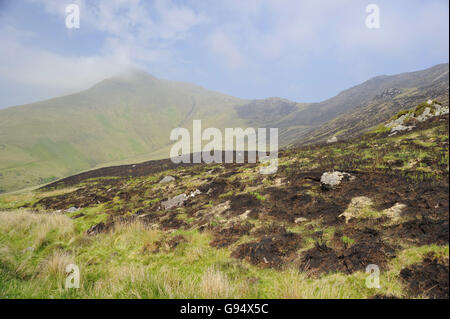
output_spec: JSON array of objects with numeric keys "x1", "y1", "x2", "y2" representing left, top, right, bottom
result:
[
  {"x1": 229, "y1": 209, "x2": 251, "y2": 223},
  {"x1": 375, "y1": 88, "x2": 402, "y2": 100},
  {"x1": 389, "y1": 124, "x2": 415, "y2": 136},
  {"x1": 406, "y1": 159, "x2": 419, "y2": 169},
  {"x1": 386, "y1": 114, "x2": 408, "y2": 128},
  {"x1": 159, "y1": 176, "x2": 175, "y2": 184},
  {"x1": 294, "y1": 217, "x2": 308, "y2": 224},
  {"x1": 435, "y1": 104, "x2": 449, "y2": 116},
  {"x1": 66, "y1": 206, "x2": 80, "y2": 213},
  {"x1": 416, "y1": 107, "x2": 433, "y2": 122},
  {"x1": 161, "y1": 194, "x2": 188, "y2": 210},
  {"x1": 386, "y1": 101, "x2": 448, "y2": 133},
  {"x1": 239, "y1": 210, "x2": 251, "y2": 220},
  {"x1": 383, "y1": 203, "x2": 406, "y2": 220},
  {"x1": 189, "y1": 189, "x2": 201, "y2": 197},
  {"x1": 194, "y1": 201, "x2": 230, "y2": 219},
  {"x1": 338, "y1": 196, "x2": 373, "y2": 223},
  {"x1": 320, "y1": 171, "x2": 354, "y2": 190},
  {"x1": 326, "y1": 136, "x2": 338, "y2": 144}
]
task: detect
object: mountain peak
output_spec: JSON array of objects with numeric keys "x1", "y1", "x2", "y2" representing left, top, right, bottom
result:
[{"x1": 88, "y1": 68, "x2": 159, "y2": 92}]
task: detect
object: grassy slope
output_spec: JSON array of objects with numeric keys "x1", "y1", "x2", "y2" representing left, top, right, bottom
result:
[
  {"x1": 0, "y1": 72, "x2": 247, "y2": 193},
  {"x1": 2, "y1": 64, "x2": 448, "y2": 193},
  {"x1": 0, "y1": 110, "x2": 448, "y2": 299}
]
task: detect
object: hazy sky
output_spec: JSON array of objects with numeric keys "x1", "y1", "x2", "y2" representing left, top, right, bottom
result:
[{"x1": 0, "y1": 0, "x2": 448, "y2": 108}]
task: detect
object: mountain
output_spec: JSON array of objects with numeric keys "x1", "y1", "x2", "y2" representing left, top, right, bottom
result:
[
  {"x1": 0, "y1": 70, "x2": 248, "y2": 192},
  {"x1": 0, "y1": 64, "x2": 448, "y2": 192},
  {"x1": 283, "y1": 63, "x2": 449, "y2": 145},
  {"x1": 1, "y1": 106, "x2": 448, "y2": 298}
]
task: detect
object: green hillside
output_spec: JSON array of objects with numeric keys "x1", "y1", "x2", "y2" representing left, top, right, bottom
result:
[
  {"x1": 1, "y1": 64, "x2": 448, "y2": 193},
  {"x1": 0, "y1": 71, "x2": 247, "y2": 192},
  {"x1": 0, "y1": 107, "x2": 447, "y2": 299}
]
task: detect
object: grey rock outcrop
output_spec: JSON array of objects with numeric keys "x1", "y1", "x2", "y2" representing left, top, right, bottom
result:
[
  {"x1": 327, "y1": 136, "x2": 338, "y2": 144},
  {"x1": 161, "y1": 194, "x2": 188, "y2": 210},
  {"x1": 320, "y1": 171, "x2": 354, "y2": 190},
  {"x1": 159, "y1": 176, "x2": 175, "y2": 184}
]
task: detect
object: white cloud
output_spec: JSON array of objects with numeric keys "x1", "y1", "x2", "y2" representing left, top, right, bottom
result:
[
  {"x1": 0, "y1": 0, "x2": 207, "y2": 98},
  {"x1": 0, "y1": 0, "x2": 448, "y2": 105},
  {"x1": 202, "y1": 0, "x2": 448, "y2": 71},
  {"x1": 207, "y1": 30, "x2": 245, "y2": 70},
  {"x1": 0, "y1": 26, "x2": 134, "y2": 91}
]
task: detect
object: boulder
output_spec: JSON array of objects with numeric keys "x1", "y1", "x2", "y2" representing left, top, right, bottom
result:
[
  {"x1": 161, "y1": 194, "x2": 188, "y2": 210},
  {"x1": 435, "y1": 104, "x2": 449, "y2": 116},
  {"x1": 416, "y1": 107, "x2": 433, "y2": 122},
  {"x1": 338, "y1": 196, "x2": 373, "y2": 223},
  {"x1": 382, "y1": 203, "x2": 406, "y2": 221},
  {"x1": 159, "y1": 176, "x2": 175, "y2": 184},
  {"x1": 386, "y1": 114, "x2": 408, "y2": 128},
  {"x1": 320, "y1": 171, "x2": 354, "y2": 190},
  {"x1": 294, "y1": 217, "x2": 308, "y2": 224},
  {"x1": 189, "y1": 189, "x2": 201, "y2": 197},
  {"x1": 66, "y1": 206, "x2": 80, "y2": 213},
  {"x1": 326, "y1": 136, "x2": 338, "y2": 144},
  {"x1": 389, "y1": 124, "x2": 415, "y2": 136}
]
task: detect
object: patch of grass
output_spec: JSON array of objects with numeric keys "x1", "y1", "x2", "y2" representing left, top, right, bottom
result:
[
  {"x1": 341, "y1": 236, "x2": 355, "y2": 246},
  {"x1": 219, "y1": 191, "x2": 233, "y2": 199},
  {"x1": 251, "y1": 192, "x2": 266, "y2": 201},
  {"x1": 1, "y1": 209, "x2": 448, "y2": 299},
  {"x1": 390, "y1": 109, "x2": 411, "y2": 121},
  {"x1": 370, "y1": 124, "x2": 390, "y2": 134}
]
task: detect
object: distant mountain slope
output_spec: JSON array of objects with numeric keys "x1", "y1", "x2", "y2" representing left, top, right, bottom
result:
[
  {"x1": 296, "y1": 80, "x2": 449, "y2": 146},
  {"x1": 0, "y1": 71, "x2": 249, "y2": 192},
  {"x1": 282, "y1": 63, "x2": 449, "y2": 145},
  {"x1": 284, "y1": 63, "x2": 449, "y2": 126},
  {"x1": 1, "y1": 64, "x2": 448, "y2": 192}
]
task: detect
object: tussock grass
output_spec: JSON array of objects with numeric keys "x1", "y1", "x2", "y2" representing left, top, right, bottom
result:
[
  {"x1": 0, "y1": 209, "x2": 448, "y2": 299},
  {"x1": 0, "y1": 210, "x2": 74, "y2": 249},
  {"x1": 200, "y1": 267, "x2": 232, "y2": 298},
  {"x1": 38, "y1": 251, "x2": 75, "y2": 277}
]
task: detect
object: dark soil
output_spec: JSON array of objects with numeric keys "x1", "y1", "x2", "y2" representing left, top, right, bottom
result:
[
  {"x1": 387, "y1": 217, "x2": 449, "y2": 246},
  {"x1": 231, "y1": 231, "x2": 301, "y2": 268},
  {"x1": 301, "y1": 243, "x2": 343, "y2": 275},
  {"x1": 159, "y1": 213, "x2": 187, "y2": 230},
  {"x1": 301, "y1": 228, "x2": 397, "y2": 275},
  {"x1": 400, "y1": 252, "x2": 449, "y2": 299},
  {"x1": 230, "y1": 193, "x2": 261, "y2": 212},
  {"x1": 210, "y1": 222, "x2": 253, "y2": 248}
]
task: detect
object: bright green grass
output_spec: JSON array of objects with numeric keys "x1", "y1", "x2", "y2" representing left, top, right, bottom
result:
[{"x1": 0, "y1": 210, "x2": 448, "y2": 299}]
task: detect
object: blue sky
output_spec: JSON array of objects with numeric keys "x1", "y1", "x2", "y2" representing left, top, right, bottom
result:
[{"x1": 0, "y1": 0, "x2": 448, "y2": 108}]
